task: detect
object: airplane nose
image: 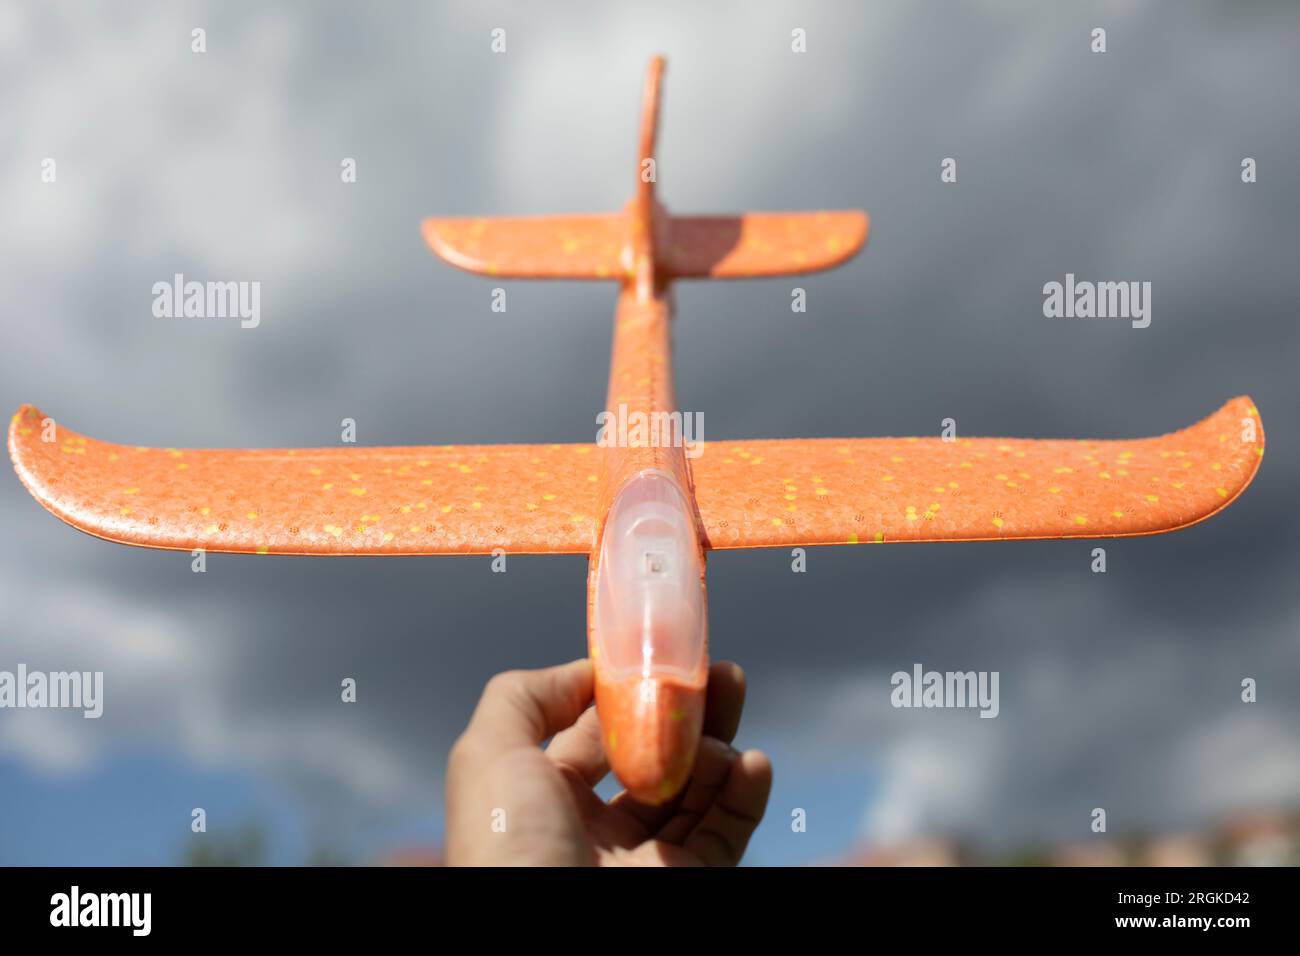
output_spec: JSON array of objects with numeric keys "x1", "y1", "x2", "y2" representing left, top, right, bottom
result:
[{"x1": 595, "y1": 673, "x2": 705, "y2": 804}]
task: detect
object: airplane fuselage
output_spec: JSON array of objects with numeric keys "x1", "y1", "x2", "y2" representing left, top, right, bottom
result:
[{"x1": 586, "y1": 248, "x2": 710, "y2": 802}]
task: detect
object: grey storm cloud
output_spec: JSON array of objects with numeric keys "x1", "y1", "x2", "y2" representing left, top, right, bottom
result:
[{"x1": 1, "y1": 0, "x2": 1297, "y2": 861}]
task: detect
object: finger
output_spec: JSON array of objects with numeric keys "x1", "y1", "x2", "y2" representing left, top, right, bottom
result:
[
  {"x1": 683, "y1": 749, "x2": 772, "y2": 866},
  {"x1": 544, "y1": 703, "x2": 609, "y2": 785},
  {"x1": 703, "y1": 661, "x2": 746, "y2": 744},
  {"x1": 461, "y1": 659, "x2": 594, "y2": 752}
]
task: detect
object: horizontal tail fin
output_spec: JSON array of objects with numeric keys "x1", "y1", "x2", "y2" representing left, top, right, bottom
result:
[
  {"x1": 422, "y1": 210, "x2": 869, "y2": 282},
  {"x1": 663, "y1": 211, "x2": 868, "y2": 278},
  {"x1": 422, "y1": 214, "x2": 628, "y2": 280}
]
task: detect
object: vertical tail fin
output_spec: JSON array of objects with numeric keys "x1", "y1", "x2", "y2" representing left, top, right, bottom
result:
[
  {"x1": 636, "y1": 55, "x2": 665, "y2": 213},
  {"x1": 628, "y1": 55, "x2": 666, "y2": 297}
]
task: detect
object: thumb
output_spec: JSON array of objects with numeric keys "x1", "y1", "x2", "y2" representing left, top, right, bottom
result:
[{"x1": 463, "y1": 659, "x2": 594, "y2": 751}]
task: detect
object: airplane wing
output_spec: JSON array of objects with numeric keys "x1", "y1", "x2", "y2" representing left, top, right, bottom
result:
[
  {"x1": 689, "y1": 397, "x2": 1262, "y2": 549},
  {"x1": 663, "y1": 211, "x2": 869, "y2": 278},
  {"x1": 9, "y1": 406, "x2": 598, "y2": 555},
  {"x1": 422, "y1": 214, "x2": 627, "y2": 280}
]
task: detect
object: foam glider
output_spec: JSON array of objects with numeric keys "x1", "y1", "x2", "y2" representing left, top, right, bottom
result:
[{"x1": 9, "y1": 57, "x2": 1264, "y2": 804}]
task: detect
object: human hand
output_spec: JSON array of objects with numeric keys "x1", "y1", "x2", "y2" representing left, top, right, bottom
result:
[{"x1": 445, "y1": 658, "x2": 772, "y2": 866}]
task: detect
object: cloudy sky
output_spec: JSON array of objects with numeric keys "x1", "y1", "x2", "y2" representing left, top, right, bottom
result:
[{"x1": 1, "y1": 1, "x2": 1297, "y2": 865}]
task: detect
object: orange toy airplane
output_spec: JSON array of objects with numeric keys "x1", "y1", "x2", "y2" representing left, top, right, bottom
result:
[{"x1": 9, "y1": 57, "x2": 1263, "y2": 805}]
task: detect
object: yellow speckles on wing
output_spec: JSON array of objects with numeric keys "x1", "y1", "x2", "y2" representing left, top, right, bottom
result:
[
  {"x1": 607, "y1": 730, "x2": 617, "y2": 751},
  {"x1": 542, "y1": 493, "x2": 557, "y2": 502},
  {"x1": 525, "y1": 503, "x2": 537, "y2": 512},
  {"x1": 119, "y1": 507, "x2": 131, "y2": 516},
  {"x1": 441, "y1": 505, "x2": 452, "y2": 513},
  {"x1": 324, "y1": 524, "x2": 344, "y2": 538},
  {"x1": 246, "y1": 511, "x2": 258, "y2": 519},
  {"x1": 471, "y1": 501, "x2": 483, "y2": 510},
  {"x1": 770, "y1": 517, "x2": 783, "y2": 527},
  {"x1": 348, "y1": 487, "x2": 367, "y2": 496},
  {"x1": 874, "y1": 531, "x2": 885, "y2": 543},
  {"x1": 321, "y1": 483, "x2": 334, "y2": 491},
  {"x1": 847, "y1": 532, "x2": 859, "y2": 544},
  {"x1": 1112, "y1": 510, "x2": 1124, "y2": 518},
  {"x1": 122, "y1": 487, "x2": 140, "y2": 495},
  {"x1": 1048, "y1": 486, "x2": 1061, "y2": 494},
  {"x1": 1053, "y1": 467, "x2": 1073, "y2": 474},
  {"x1": 199, "y1": 506, "x2": 210, "y2": 515},
  {"x1": 1074, "y1": 515, "x2": 1087, "y2": 526},
  {"x1": 382, "y1": 532, "x2": 394, "y2": 543},
  {"x1": 1145, "y1": 495, "x2": 1159, "y2": 504},
  {"x1": 256, "y1": 546, "x2": 269, "y2": 555},
  {"x1": 204, "y1": 524, "x2": 219, "y2": 535},
  {"x1": 905, "y1": 505, "x2": 918, "y2": 522},
  {"x1": 1216, "y1": 487, "x2": 1228, "y2": 498},
  {"x1": 991, "y1": 516, "x2": 1004, "y2": 529}
]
